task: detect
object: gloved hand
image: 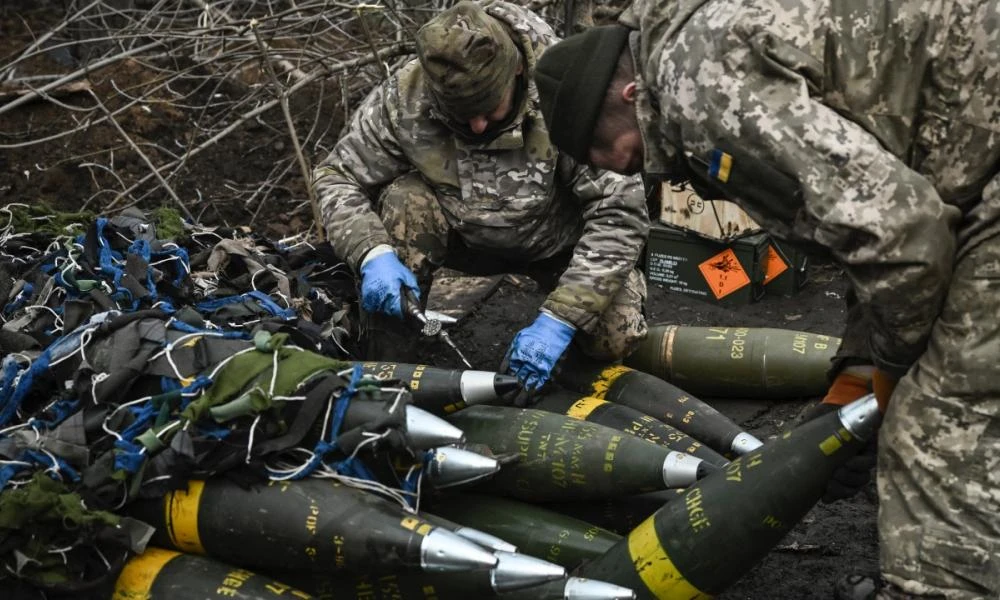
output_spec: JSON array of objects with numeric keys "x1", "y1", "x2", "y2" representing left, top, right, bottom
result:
[
  {"x1": 820, "y1": 371, "x2": 872, "y2": 407},
  {"x1": 872, "y1": 369, "x2": 898, "y2": 414},
  {"x1": 502, "y1": 311, "x2": 576, "y2": 392},
  {"x1": 359, "y1": 250, "x2": 418, "y2": 319},
  {"x1": 801, "y1": 401, "x2": 878, "y2": 503}
]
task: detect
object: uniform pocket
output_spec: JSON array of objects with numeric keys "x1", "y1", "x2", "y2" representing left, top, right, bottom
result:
[
  {"x1": 918, "y1": 530, "x2": 1000, "y2": 596},
  {"x1": 935, "y1": 241, "x2": 1000, "y2": 397}
]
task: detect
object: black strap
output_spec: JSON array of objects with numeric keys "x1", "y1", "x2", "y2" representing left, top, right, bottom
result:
[{"x1": 251, "y1": 374, "x2": 341, "y2": 457}]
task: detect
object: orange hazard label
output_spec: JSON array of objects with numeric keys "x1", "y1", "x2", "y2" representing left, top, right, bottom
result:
[
  {"x1": 698, "y1": 248, "x2": 750, "y2": 299},
  {"x1": 764, "y1": 245, "x2": 789, "y2": 283}
]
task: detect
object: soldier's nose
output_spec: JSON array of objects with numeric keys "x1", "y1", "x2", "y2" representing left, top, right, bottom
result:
[{"x1": 469, "y1": 116, "x2": 489, "y2": 134}]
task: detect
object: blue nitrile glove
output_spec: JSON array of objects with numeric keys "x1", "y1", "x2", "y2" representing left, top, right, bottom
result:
[
  {"x1": 503, "y1": 311, "x2": 576, "y2": 391},
  {"x1": 359, "y1": 249, "x2": 419, "y2": 318}
]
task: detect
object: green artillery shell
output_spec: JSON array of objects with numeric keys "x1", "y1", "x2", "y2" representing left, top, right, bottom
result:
[
  {"x1": 112, "y1": 547, "x2": 314, "y2": 600},
  {"x1": 420, "y1": 512, "x2": 519, "y2": 553},
  {"x1": 543, "y1": 490, "x2": 685, "y2": 535},
  {"x1": 447, "y1": 406, "x2": 714, "y2": 502},
  {"x1": 270, "y1": 571, "x2": 450, "y2": 600},
  {"x1": 428, "y1": 492, "x2": 622, "y2": 570},
  {"x1": 272, "y1": 550, "x2": 566, "y2": 598},
  {"x1": 359, "y1": 362, "x2": 519, "y2": 415},
  {"x1": 625, "y1": 325, "x2": 841, "y2": 399},
  {"x1": 500, "y1": 577, "x2": 638, "y2": 600},
  {"x1": 557, "y1": 363, "x2": 761, "y2": 457},
  {"x1": 126, "y1": 478, "x2": 497, "y2": 574},
  {"x1": 534, "y1": 389, "x2": 729, "y2": 467},
  {"x1": 576, "y1": 396, "x2": 881, "y2": 599}
]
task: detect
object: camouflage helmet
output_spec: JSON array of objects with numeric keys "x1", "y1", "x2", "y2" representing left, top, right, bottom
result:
[{"x1": 416, "y1": 1, "x2": 520, "y2": 120}]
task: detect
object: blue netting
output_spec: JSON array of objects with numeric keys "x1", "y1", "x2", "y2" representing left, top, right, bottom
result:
[
  {"x1": 288, "y1": 364, "x2": 372, "y2": 480},
  {"x1": 2, "y1": 282, "x2": 33, "y2": 316},
  {"x1": 194, "y1": 290, "x2": 297, "y2": 320}
]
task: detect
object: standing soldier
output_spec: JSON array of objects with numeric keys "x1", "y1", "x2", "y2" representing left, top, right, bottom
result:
[
  {"x1": 532, "y1": 0, "x2": 1000, "y2": 598},
  {"x1": 313, "y1": 1, "x2": 649, "y2": 394}
]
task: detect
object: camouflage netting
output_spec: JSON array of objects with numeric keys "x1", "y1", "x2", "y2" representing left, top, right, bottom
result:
[{"x1": 0, "y1": 206, "x2": 438, "y2": 595}]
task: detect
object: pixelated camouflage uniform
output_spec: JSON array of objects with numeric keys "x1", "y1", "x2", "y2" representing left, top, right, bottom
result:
[
  {"x1": 618, "y1": 0, "x2": 1000, "y2": 596},
  {"x1": 314, "y1": 0, "x2": 649, "y2": 361}
]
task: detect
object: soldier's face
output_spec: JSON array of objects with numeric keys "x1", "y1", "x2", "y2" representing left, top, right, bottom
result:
[
  {"x1": 589, "y1": 125, "x2": 643, "y2": 174},
  {"x1": 467, "y1": 82, "x2": 518, "y2": 135},
  {"x1": 589, "y1": 81, "x2": 643, "y2": 174}
]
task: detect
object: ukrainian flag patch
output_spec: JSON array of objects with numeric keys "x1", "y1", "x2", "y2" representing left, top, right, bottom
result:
[{"x1": 708, "y1": 148, "x2": 732, "y2": 183}]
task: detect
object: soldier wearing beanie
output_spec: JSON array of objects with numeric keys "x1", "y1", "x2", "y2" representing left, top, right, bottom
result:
[
  {"x1": 534, "y1": 0, "x2": 1000, "y2": 598},
  {"x1": 313, "y1": 1, "x2": 650, "y2": 397}
]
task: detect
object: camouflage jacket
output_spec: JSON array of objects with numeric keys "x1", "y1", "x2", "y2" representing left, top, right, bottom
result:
[
  {"x1": 620, "y1": 0, "x2": 1000, "y2": 376},
  {"x1": 315, "y1": 1, "x2": 649, "y2": 332}
]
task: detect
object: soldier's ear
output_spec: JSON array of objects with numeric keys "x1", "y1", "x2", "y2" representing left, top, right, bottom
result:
[{"x1": 622, "y1": 81, "x2": 637, "y2": 104}]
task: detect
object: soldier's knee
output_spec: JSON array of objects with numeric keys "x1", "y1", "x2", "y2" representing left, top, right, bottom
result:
[
  {"x1": 378, "y1": 172, "x2": 437, "y2": 214},
  {"x1": 577, "y1": 317, "x2": 648, "y2": 362}
]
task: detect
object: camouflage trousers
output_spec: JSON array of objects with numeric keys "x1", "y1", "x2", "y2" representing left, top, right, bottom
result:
[
  {"x1": 377, "y1": 172, "x2": 647, "y2": 362},
  {"x1": 878, "y1": 224, "x2": 1000, "y2": 599}
]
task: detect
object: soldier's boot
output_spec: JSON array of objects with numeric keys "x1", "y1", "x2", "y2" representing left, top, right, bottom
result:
[
  {"x1": 834, "y1": 575, "x2": 923, "y2": 600},
  {"x1": 361, "y1": 311, "x2": 420, "y2": 363}
]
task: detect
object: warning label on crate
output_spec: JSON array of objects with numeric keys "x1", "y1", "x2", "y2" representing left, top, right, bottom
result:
[
  {"x1": 698, "y1": 248, "x2": 751, "y2": 299},
  {"x1": 764, "y1": 244, "x2": 789, "y2": 283},
  {"x1": 647, "y1": 252, "x2": 709, "y2": 296}
]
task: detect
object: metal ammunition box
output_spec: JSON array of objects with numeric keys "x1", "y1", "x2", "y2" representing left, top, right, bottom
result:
[
  {"x1": 763, "y1": 238, "x2": 810, "y2": 297},
  {"x1": 644, "y1": 224, "x2": 768, "y2": 306}
]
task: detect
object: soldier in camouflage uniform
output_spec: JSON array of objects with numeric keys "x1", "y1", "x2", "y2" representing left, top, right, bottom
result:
[
  {"x1": 533, "y1": 0, "x2": 1000, "y2": 598},
  {"x1": 313, "y1": 1, "x2": 649, "y2": 392}
]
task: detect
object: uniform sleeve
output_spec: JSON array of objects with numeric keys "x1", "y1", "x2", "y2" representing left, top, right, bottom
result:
[
  {"x1": 312, "y1": 79, "x2": 412, "y2": 270},
  {"x1": 663, "y1": 38, "x2": 960, "y2": 376},
  {"x1": 542, "y1": 161, "x2": 650, "y2": 333}
]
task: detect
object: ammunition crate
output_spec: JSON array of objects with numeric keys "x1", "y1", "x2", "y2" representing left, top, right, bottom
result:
[
  {"x1": 763, "y1": 238, "x2": 809, "y2": 297},
  {"x1": 644, "y1": 224, "x2": 768, "y2": 306}
]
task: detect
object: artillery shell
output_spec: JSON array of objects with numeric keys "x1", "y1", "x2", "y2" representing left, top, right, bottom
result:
[
  {"x1": 404, "y1": 405, "x2": 466, "y2": 448},
  {"x1": 126, "y1": 478, "x2": 497, "y2": 574},
  {"x1": 271, "y1": 550, "x2": 566, "y2": 598},
  {"x1": 626, "y1": 325, "x2": 841, "y2": 399},
  {"x1": 543, "y1": 490, "x2": 686, "y2": 536},
  {"x1": 557, "y1": 363, "x2": 762, "y2": 457},
  {"x1": 577, "y1": 396, "x2": 881, "y2": 599},
  {"x1": 534, "y1": 389, "x2": 728, "y2": 467},
  {"x1": 112, "y1": 547, "x2": 314, "y2": 600},
  {"x1": 500, "y1": 577, "x2": 637, "y2": 600},
  {"x1": 447, "y1": 406, "x2": 715, "y2": 501},
  {"x1": 428, "y1": 493, "x2": 622, "y2": 570},
  {"x1": 425, "y1": 445, "x2": 502, "y2": 489},
  {"x1": 359, "y1": 362, "x2": 520, "y2": 415}
]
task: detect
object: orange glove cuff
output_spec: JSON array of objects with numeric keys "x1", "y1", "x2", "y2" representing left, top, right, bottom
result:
[
  {"x1": 821, "y1": 373, "x2": 871, "y2": 407},
  {"x1": 872, "y1": 369, "x2": 898, "y2": 414}
]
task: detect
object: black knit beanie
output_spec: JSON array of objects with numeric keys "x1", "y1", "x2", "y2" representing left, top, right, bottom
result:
[{"x1": 534, "y1": 25, "x2": 630, "y2": 163}]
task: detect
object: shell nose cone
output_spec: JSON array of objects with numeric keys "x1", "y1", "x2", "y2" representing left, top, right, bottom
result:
[
  {"x1": 661, "y1": 451, "x2": 707, "y2": 488},
  {"x1": 453, "y1": 526, "x2": 518, "y2": 553},
  {"x1": 490, "y1": 551, "x2": 567, "y2": 592},
  {"x1": 425, "y1": 445, "x2": 501, "y2": 489},
  {"x1": 459, "y1": 370, "x2": 522, "y2": 405},
  {"x1": 420, "y1": 528, "x2": 498, "y2": 572},
  {"x1": 492, "y1": 373, "x2": 522, "y2": 397},
  {"x1": 405, "y1": 405, "x2": 466, "y2": 449},
  {"x1": 730, "y1": 431, "x2": 764, "y2": 455},
  {"x1": 837, "y1": 394, "x2": 881, "y2": 442},
  {"x1": 564, "y1": 577, "x2": 637, "y2": 600}
]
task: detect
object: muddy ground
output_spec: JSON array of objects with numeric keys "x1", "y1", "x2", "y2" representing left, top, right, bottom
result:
[{"x1": 0, "y1": 2, "x2": 878, "y2": 598}]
